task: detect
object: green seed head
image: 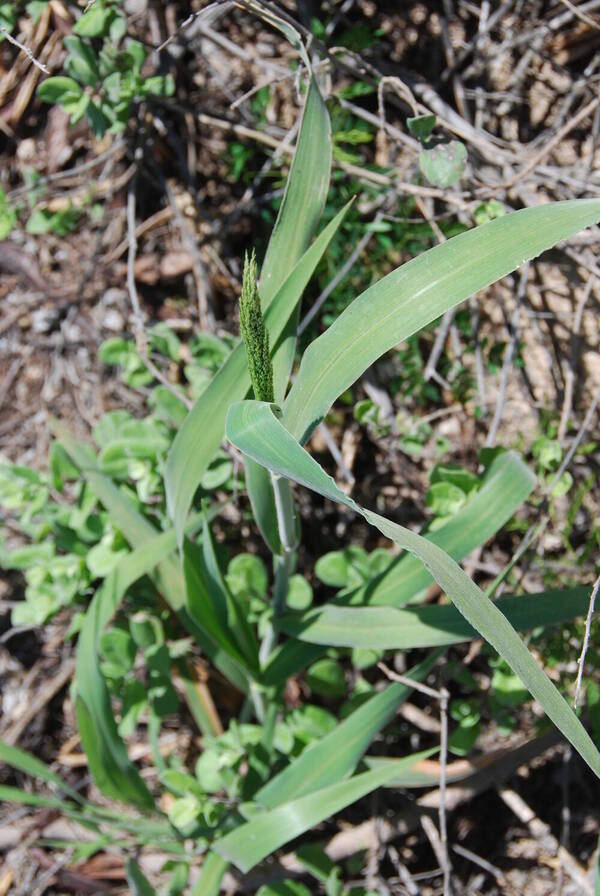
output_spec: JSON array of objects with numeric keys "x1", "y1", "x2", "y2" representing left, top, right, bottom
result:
[{"x1": 240, "y1": 250, "x2": 274, "y2": 404}]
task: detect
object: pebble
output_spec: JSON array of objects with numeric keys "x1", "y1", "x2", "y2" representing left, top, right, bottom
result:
[
  {"x1": 103, "y1": 308, "x2": 125, "y2": 332},
  {"x1": 31, "y1": 308, "x2": 58, "y2": 334},
  {"x1": 103, "y1": 288, "x2": 127, "y2": 306}
]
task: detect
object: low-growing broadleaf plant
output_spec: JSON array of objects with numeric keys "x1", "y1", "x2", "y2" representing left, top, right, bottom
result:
[{"x1": 3, "y1": 9, "x2": 600, "y2": 893}]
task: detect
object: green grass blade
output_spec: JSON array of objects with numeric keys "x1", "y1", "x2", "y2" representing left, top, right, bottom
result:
[
  {"x1": 260, "y1": 76, "x2": 332, "y2": 398},
  {"x1": 256, "y1": 651, "x2": 441, "y2": 809},
  {"x1": 239, "y1": 0, "x2": 311, "y2": 70},
  {"x1": 278, "y1": 587, "x2": 592, "y2": 650},
  {"x1": 75, "y1": 530, "x2": 183, "y2": 810},
  {"x1": 226, "y1": 401, "x2": 600, "y2": 780},
  {"x1": 56, "y1": 426, "x2": 249, "y2": 693},
  {"x1": 246, "y1": 78, "x2": 331, "y2": 549},
  {"x1": 0, "y1": 739, "x2": 79, "y2": 801},
  {"x1": 201, "y1": 515, "x2": 259, "y2": 669},
  {"x1": 213, "y1": 765, "x2": 402, "y2": 872},
  {"x1": 342, "y1": 450, "x2": 535, "y2": 607},
  {"x1": 183, "y1": 539, "x2": 257, "y2": 675},
  {"x1": 282, "y1": 200, "x2": 600, "y2": 444},
  {"x1": 165, "y1": 201, "x2": 351, "y2": 550},
  {"x1": 177, "y1": 663, "x2": 222, "y2": 738},
  {"x1": 190, "y1": 852, "x2": 229, "y2": 896},
  {"x1": 53, "y1": 423, "x2": 157, "y2": 546},
  {"x1": 0, "y1": 786, "x2": 123, "y2": 832},
  {"x1": 263, "y1": 639, "x2": 323, "y2": 688},
  {"x1": 0, "y1": 785, "x2": 73, "y2": 810},
  {"x1": 244, "y1": 455, "x2": 282, "y2": 555},
  {"x1": 363, "y1": 751, "x2": 440, "y2": 788},
  {"x1": 126, "y1": 859, "x2": 157, "y2": 895},
  {"x1": 264, "y1": 452, "x2": 533, "y2": 683}
]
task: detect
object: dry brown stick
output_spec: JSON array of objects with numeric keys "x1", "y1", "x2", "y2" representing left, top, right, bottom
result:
[
  {"x1": 155, "y1": 1, "x2": 234, "y2": 52},
  {"x1": 7, "y1": 28, "x2": 61, "y2": 126},
  {"x1": 103, "y1": 206, "x2": 173, "y2": 264},
  {"x1": 8, "y1": 141, "x2": 126, "y2": 201},
  {"x1": 474, "y1": 0, "x2": 600, "y2": 61},
  {"x1": 557, "y1": 0, "x2": 600, "y2": 29},
  {"x1": 470, "y1": 295, "x2": 487, "y2": 411},
  {"x1": 551, "y1": 52, "x2": 600, "y2": 136},
  {"x1": 419, "y1": 193, "x2": 459, "y2": 388},
  {"x1": 378, "y1": 662, "x2": 452, "y2": 895},
  {"x1": 558, "y1": 275, "x2": 594, "y2": 443},
  {"x1": 0, "y1": 26, "x2": 49, "y2": 73},
  {"x1": 441, "y1": 0, "x2": 470, "y2": 122},
  {"x1": 0, "y1": 354, "x2": 27, "y2": 411},
  {"x1": 573, "y1": 574, "x2": 600, "y2": 711},
  {"x1": 421, "y1": 814, "x2": 453, "y2": 894},
  {"x1": 485, "y1": 264, "x2": 529, "y2": 446},
  {"x1": 504, "y1": 94, "x2": 600, "y2": 189},
  {"x1": 125, "y1": 161, "x2": 192, "y2": 410},
  {"x1": 298, "y1": 207, "x2": 384, "y2": 336},
  {"x1": 197, "y1": 110, "x2": 472, "y2": 204},
  {"x1": 148, "y1": 153, "x2": 215, "y2": 331},
  {"x1": 548, "y1": 380, "x2": 600, "y2": 495},
  {"x1": 40, "y1": 161, "x2": 135, "y2": 213},
  {"x1": 452, "y1": 843, "x2": 506, "y2": 887},
  {"x1": 192, "y1": 15, "x2": 287, "y2": 78},
  {"x1": 440, "y1": 0, "x2": 515, "y2": 84},
  {"x1": 340, "y1": 96, "x2": 418, "y2": 151},
  {"x1": 420, "y1": 730, "x2": 562, "y2": 811},
  {"x1": 0, "y1": 5, "x2": 49, "y2": 104},
  {"x1": 316, "y1": 422, "x2": 354, "y2": 484},
  {"x1": 387, "y1": 844, "x2": 419, "y2": 895},
  {"x1": 0, "y1": 658, "x2": 75, "y2": 746},
  {"x1": 499, "y1": 788, "x2": 594, "y2": 895}
]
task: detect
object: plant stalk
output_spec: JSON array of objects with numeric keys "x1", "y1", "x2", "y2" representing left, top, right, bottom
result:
[{"x1": 258, "y1": 473, "x2": 298, "y2": 667}]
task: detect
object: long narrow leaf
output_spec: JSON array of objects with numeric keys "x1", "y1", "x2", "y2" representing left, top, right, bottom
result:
[
  {"x1": 0, "y1": 785, "x2": 74, "y2": 811},
  {"x1": 0, "y1": 787, "x2": 119, "y2": 833},
  {"x1": 238, "y1": 0, "x2": 312, "y2": 71},
  {"x1": 261, "y1": 76, "x2": 332, "y2": 397},
  {"x1": 226, "y1": 401, "x2": 600, "y2": 780},
  {"x1": 183, "y1": 540, "x2": 256, "y2": 675},
  {"x1": 56, "y1": 426, "x2": 249, "y2": 692},
  {"x1": 256, "y1": 651, "x2": 441, "y2": 809},
  {"x1": 243, "y1": 40, "x2": 331, "y2": 556},
  {"x1": 363, "y1": 753, "x2": 440, "y2": 788},
  {"x1": 0, "y1": 739, "x2": 79, "y2": 801},
  {"x1": 264, "y1": 451, "x2": 534, "y2": 683},
  {"x1": 282, "y1": 200, "x2": 600, "y2": 443},
  {"x1": 165, "y1": 200, "x2": 351, "y2": 549},
  {"x1": 190, "y1": 852, "x2": 228, "y2": 896},
  {"x1": 75, "y1": 530, "x2": 183, "y2": 810},
  {"x1": 263, "y1": 639, "x2": 324, "y2": 688},
  {"x1": 244, "y1": 455, "x2": 282, "y2": 555},
  {"x1": 126, "y1": 859, "x2": 157, "y2": 896},
  {"x1": 278, "y1": 587, "x2": 592, "y2": 650},
  {"x1": 201, "y1": 515, "x2": 259, "y2": 668},
  {"x1": 214, "y1": 765, "x2": 402, "y2": 872},
  {"x1": 342, "y1": 450, "x2": 535, "y2": 607}
]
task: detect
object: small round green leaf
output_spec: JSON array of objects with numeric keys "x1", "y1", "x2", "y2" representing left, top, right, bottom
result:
[
  {"x1": 306, "y1": 658, "x2": 346, "y2": 699},
  {"x1": 419, "y1": 140, "x2": 468, "y2": 188},
  {"x1": 287, "y1": 574, "x2": 313, "y2": 610}
]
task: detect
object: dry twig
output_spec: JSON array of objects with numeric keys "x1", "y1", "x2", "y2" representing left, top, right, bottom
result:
[{"x1": 0, "y1": 27, "x2": 50, "y2": 73}]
